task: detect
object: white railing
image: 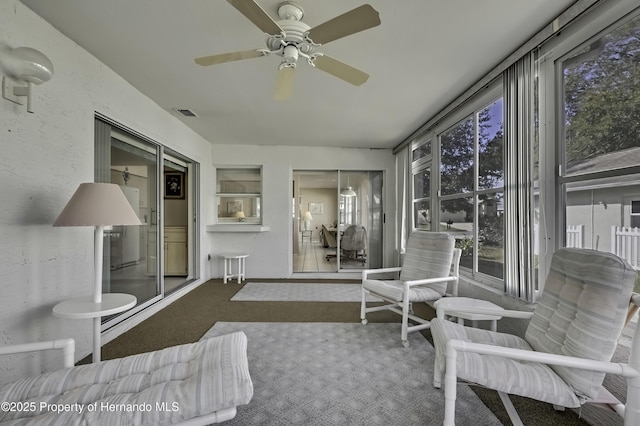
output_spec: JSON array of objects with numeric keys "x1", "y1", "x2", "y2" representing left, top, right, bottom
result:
[
  {"x1": 566, "y1": 225, "x2": 584, "y2": 248},
  {"x1": 611, "y1": 225, "x2": 640, "y2": 270}
]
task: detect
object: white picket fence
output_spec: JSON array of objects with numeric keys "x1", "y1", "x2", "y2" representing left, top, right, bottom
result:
[
  {"x1": 564, "y1": 225, "x2": 639, "y2": 342},
  {"x1": 611, "y1": 226, "x2": 640, "y2": 270},
  {"x1": 566, "y1": 225, "x2": 584, "y2": 248}
]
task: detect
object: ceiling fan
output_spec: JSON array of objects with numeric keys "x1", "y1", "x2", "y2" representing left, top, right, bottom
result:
[{"x1": 194, "y1": 0, "x2": 381, "y2": 100}]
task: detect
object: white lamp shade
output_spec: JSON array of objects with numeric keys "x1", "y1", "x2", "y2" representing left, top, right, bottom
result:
[
  {"x1": 53, "y1": 183, "x2": 141, "y2": 227},
  {"x1": 235, "y1": 210, "x2": 245, "y2": 219},
  {"x1": 341, "y1": 186, "x2": 357, "y2": 197},
  {"x1": 302, "y1": 211, "x2": 313, "y2": 221}
]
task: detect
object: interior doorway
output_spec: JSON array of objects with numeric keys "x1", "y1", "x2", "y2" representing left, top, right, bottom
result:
[
  {"x1": 162, "y1": 155, "x2": 192, "y2": 294},
  {"x1": 292, "y1": 170, "x2": 383, "y2": 274}
]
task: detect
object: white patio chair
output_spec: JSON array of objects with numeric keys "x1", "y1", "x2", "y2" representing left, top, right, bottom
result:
[
  {"x1": 361, "y1": 231, "x2": 461, "y2": 347},
  {"x1": 431, "y1": 248, "x2": 640, "y2": 426}
]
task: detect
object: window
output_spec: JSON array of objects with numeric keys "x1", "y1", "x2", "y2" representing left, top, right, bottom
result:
[
  {"x1": 413, "y1": 167, "x2": 431, "y2": 230},
  {"x1": 560, "y1": 13, "x2": 640, "y2": 265},
  {"x1": 216, "y1": 168, "x2": 262, "y2": 224},
  {"x1": 402, "y1": 2, "x2": 639, "y2": 300},
  {"x1": 632, "y1": 200, "x2": 640, "y2": 228},
  {"x1": 439, "y1": 97, "x2": 504, "y2": 281},
  {"x1": 412, "y1": 140, "x2": 431, "y2": 162},
  {"x1": 411, "y1": 139, "x2": 433, "y2": 231}
]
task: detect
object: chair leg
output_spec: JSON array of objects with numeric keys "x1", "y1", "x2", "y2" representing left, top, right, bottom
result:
[
  {"x1": 360, "y1": 289, "x2": 368, "y2": 325},
  {"x1": 401, "y1": 300, "x2": 410, "y2": 347},
  {"x1": 627, "y1": 373, "x2": 640, "y2": 423},
  {"x1": 497, "y1": 391, "x2": 524, "y2": 426},
  {"x1": 443, "y1": 344, "x2": 458, "y2": 426},
  {"x1": 433, "y1": 353, "x2": 443, "y2": 388}
]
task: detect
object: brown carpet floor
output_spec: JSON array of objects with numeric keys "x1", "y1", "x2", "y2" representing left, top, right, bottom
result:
[{"x1": 91, "y1": 279, "x2": 627, "y2": 426}]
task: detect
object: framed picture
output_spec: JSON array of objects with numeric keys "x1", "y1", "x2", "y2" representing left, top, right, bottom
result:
[
  {"x1": 227, "y1": 200, "x2": 243, "y2": 215},
  {"x1": 309, "y1": 202, "x2": 324, "y2": 215},
  {"x1": 165, "y1": 171, "x2": 184, "y2": 199}
]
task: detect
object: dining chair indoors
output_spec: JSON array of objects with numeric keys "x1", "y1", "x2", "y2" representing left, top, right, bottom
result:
[
  {"x1": 361, "y1": 231, "x2": 461, "y2": 347},
  {"x1": 431, "y1": 247, "x2": 640, "y2": 426}
]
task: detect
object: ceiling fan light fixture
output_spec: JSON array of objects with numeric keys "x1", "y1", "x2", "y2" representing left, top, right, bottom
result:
[
  {"x1": 278, "y1": 2, "x2": 304, "y2": 21},
  {"x1": 341, "y1": 186, "x2": 357, "y2": 197},
  {"x1": 196, "y1": 0, "x2": 381, "y2": 100},
  {"x1": 282, "y1": 44, "x2": 299, "y2": 64}
]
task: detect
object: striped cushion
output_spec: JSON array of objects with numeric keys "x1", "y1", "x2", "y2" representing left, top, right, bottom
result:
[
  {"x1": 525, "y1": 248, "x2": 636, "y2": 402},
  {"x1": 431, "y1": 318, "x2": 581, "y2": 407},
  {"x1": 0, "y1": 332, "x2": 253, "y2": 425},
  {"x1": 399, "y1": 232, "x2": 455, "y2": 295},
  {"x1": 362, "y1": 279, "x2": 442, "y2": 302}
]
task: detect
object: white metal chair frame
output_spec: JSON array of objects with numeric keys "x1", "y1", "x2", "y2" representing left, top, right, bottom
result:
[
  {"x1": 361, "y1": 247, "x2": 461, "y2": 347},
  {"x1": 435, "y1": 293, "x2": 640, "y2": 426},
  {"x1": 0, "y1": 337, "x2": 247, "y2": 425}
]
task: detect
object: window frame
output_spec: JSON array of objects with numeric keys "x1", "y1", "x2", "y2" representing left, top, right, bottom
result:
[
  {"x1": 401, "y1": 1, "x2": 639, "y2": 300},
  {"x1": 410, "y1": 81, "x2": 504, "y2": 289},
  {"x1": 534, "y1": 3, "x2": 640, "y2": 296},
  {"x1": 215, "y1": 166, "x2": 263, "y2": 224},
  {"x1": 436, "y1": 84, "x2": 504, "y2": 287},
  {"x1": 410, "y1": 137, "x2": 433, "y2": 231}
]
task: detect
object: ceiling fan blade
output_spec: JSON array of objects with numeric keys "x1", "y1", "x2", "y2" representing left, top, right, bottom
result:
[
  {"x1": 227, "y1": 0, "x2": 283, "y2": 35},
  {"x1": 274, "y1": 66, "x2": 295, "y2": 101},
  {"x1": 194, "y1": 49, "x2": 264, "y2": 66},
  {"x1": 313, "y1": 55, "x2": 369, "y2": 86},
  {"x1": 306, "y1": 4, "x2": 380, "y2": 45}
]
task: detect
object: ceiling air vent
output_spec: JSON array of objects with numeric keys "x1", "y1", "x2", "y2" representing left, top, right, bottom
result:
[{"x1": 173, "y1": 108, "x2": 198, "y2": 117}]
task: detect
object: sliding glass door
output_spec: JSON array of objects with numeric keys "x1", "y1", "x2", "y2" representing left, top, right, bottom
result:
[
  {"x1": 97, "y1": 124, "x2": 162, "y2": 312},
  {"x1": 292, "y1": 170, "x2": 382, "y2": 273},
  {"x1": 95, "y1": 116, "x2": 199, "y2": 328},
  {"x1": 337, "y1": 171, "x2": 383, "y2": 271}
]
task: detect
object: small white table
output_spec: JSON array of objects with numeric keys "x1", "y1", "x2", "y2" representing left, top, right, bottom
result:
[
  {"x1": 434, "y1": 297, "x2": 504, "y2": 331},
  {"x1": 219, "y1": 253, "x2": 249, "y2": 283},
  {"x1": 53, "y1": 293, "x2": 137, "y2": 363},
  {"x1": 301, "y1": 229, "x2": 313, "y2": 243}
]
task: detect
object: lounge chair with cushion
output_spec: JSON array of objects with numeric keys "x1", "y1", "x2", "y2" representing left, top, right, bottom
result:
[{"x1": 0, "y1": 331, "x2": 253, "y2": 425}]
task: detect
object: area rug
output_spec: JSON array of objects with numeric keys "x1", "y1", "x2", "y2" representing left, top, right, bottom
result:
[
  {"x1": 200, "y1": 322, "x2": 502, "y2": 425},
  {"x1": 230, "y1": 282, "x2": 382, "y2": 302}
]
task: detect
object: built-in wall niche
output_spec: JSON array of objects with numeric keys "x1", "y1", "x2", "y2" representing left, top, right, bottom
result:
[{"x1": 216, "y1": 167, "x2": 262, "y2": 223}]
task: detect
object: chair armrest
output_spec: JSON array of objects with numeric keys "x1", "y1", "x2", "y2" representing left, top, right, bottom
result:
[
  {"x1": 362, "y1": 267, "x2": 402, "y2": 281},
  {"x1": 405, "y1": 276, "x2": 458, "y2": 287},
  {"x1": 436, "y1": 305, "x2": 533, "y2": 321},
  {"x1": 0, "y1": 339, "x2": 75, "y2": 368},
  {"x1": 446, "y1": 339, "x2": 639, "y2": 378}
]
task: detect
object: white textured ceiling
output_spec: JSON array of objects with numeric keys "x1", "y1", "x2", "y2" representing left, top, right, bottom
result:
[{"x1": 22, "y1": 0, "x2": 575, "y2": 149}]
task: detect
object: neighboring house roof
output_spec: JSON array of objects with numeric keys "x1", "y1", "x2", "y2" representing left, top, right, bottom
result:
[
  {"x1": 527, "y1": 146, "x2": 640, "y2": 194},
  {"x1": 565, "y1": 146, "x2": 640, "y2": 193},
  {"x1": 567, "y1": 146, "x2": 640, "y2": 175}
]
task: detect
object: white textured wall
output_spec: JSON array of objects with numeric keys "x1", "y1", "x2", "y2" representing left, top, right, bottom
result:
[
  {"x1": 0, "y1": 1, "x2": 396, "y2": 384},
  {"x1": 0, "y1": 1, "x2": 214, "y2": 383},
  {"x1": 209, "y1": 144, "x2": 395, "y2": 278}
]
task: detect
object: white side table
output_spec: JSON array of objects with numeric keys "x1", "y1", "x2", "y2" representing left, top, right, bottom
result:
[
  {"x1": 53, "y1": 293, "x2": 137, "y2": 363},
  {"x1": 434, "y1": 297, "x2": 504, "y2": 331},
  {"x1": 301, "y1": 229, "x2": 313, "y2": 243},
  {"x1": 219, "y1": 253, "x2": 249, "y2": 283}
]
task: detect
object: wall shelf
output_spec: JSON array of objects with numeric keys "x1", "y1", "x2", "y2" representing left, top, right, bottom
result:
[{"x1": 206, "y1": 224, "x2": 270, "y2": 233}]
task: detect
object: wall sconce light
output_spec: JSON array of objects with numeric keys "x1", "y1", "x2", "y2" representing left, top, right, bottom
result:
[{"x1": 1, "y1": 46, "x2": 54, "y2": 113}]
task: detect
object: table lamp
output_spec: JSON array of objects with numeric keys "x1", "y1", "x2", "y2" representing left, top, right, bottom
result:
[
  {"x1": 52, "y1": 182, "x2": 141, "y2": 362},
  {"x1": 235, "y1": 210, "x2": 246, "y2": 222},
  {"x1": 302, "y1": 211, "x2": 313, "y2": 230}
]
